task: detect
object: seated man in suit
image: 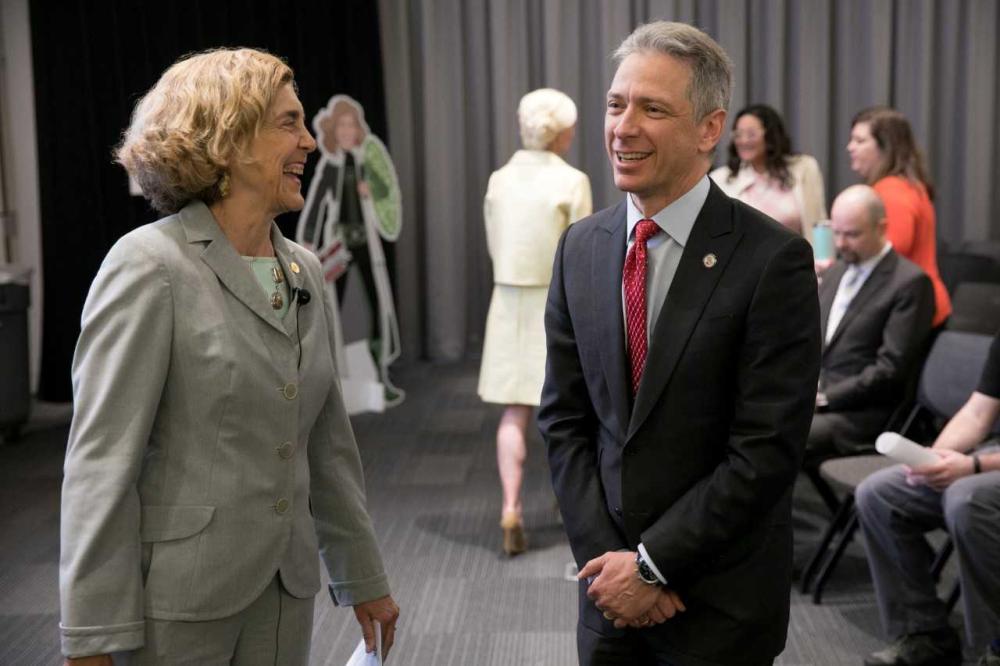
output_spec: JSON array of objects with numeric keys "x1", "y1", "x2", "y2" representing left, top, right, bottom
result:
[
  {"x1": 807, "y1": 185, "x2": 935, "y2": 467},
  {"x1": 856, "y1": 330, "x2": 1000, "y2": 666}
]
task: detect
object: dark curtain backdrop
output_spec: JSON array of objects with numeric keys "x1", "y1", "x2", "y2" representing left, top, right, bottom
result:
[
  {"x1": 31, "y1": 0, "x2": 387, "y2": 401},
  {"x1": 379, "y1": 0, "x2": 1000, "y2": 363}
]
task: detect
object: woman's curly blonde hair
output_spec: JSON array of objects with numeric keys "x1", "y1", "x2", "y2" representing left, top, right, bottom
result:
[{"x1": 116, "y1": 48, "x2": 294, "y2": 214}]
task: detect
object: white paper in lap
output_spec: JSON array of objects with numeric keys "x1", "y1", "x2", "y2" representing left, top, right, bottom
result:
[{"x1": 876, "y1": 431, "x2": 940, "y2": 466}]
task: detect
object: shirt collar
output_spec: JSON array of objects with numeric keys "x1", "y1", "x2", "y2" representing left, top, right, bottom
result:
[
  {"x1": 625, "y1": 175, "x2": 710, "y2": 247},
  {"x1": 850, "y1": 241, "x2": 893, "y2": 278}
]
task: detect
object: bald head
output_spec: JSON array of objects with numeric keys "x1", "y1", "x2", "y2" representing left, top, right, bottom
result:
[{"x1": 831, "y1": 185, "x2": 887, "y2": 264}]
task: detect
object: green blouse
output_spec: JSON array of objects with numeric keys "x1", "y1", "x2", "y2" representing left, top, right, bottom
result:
[{"x1": 242, "y1": 256, "x2": 290, "y2": 319}]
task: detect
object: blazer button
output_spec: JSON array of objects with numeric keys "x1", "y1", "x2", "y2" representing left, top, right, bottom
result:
[
  {"x1": 275, "y1": 498, "x2": 290, "y2": 514},
  {"x1": 277, "y1": 441, "x2": 294, "y2": 459},
  {"x1": 282, "y1": 383, "x2": 299, "y2": 400},
  {"x1": 613, "y1": 506, "x2": 623, "y2": 516}
]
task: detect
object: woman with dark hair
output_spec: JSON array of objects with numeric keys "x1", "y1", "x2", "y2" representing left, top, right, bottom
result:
[
  {"x1": 711, "y1": 103, "x2": 827, "y2": 241},
  {"x1": 848, "y1": 106, "x2": 951, "y2": 326}
]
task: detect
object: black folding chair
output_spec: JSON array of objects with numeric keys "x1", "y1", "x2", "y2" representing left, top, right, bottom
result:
[
  {"x1": 799, "y1": 330, "x2": 997, "y2": 604},
  {"x1": 947, "y1": 282, "x2": 1000, "y2": 335}
]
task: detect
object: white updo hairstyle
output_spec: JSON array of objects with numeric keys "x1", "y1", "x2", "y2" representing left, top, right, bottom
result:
[{"x1": 517, "y1": 88, "x2": 577, "y2": 150}]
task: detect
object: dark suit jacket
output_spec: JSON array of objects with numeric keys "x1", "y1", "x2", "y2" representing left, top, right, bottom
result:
[
  {"x1": 297, "y1": 156, "x2": 381, "y2": 248},
  {"x1": 539, "y1": 182, "x2": 822, "y2": 666},
  {"x1": 816, "y1": 250, "x2": 935, "y2": 451}
]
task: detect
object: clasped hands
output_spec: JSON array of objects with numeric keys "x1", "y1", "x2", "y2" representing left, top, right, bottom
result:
[{"x1": 578, "y1": 551, "x2": 685, "y2": 629}]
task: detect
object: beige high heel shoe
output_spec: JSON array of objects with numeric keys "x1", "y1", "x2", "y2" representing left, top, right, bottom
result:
[{"x1": 500, "y1": 511, "x2": 527, "y2": 556}]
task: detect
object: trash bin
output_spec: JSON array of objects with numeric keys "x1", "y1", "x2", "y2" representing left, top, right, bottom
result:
[{"x1": 0, "y1": 265, "x2": 31, "y2": 443}]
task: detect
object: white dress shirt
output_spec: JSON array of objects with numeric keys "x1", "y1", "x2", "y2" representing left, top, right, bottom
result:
[
  {"x1": 621, "y1": 176, "x2": 710, "y2": 341},
  {"x1": 825, "y1": 242, "x2": 893, "y2": 345}
]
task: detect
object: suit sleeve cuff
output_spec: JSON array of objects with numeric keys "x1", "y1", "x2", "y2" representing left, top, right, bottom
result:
[
  {"x1": 638, "y1": 543, "x2": 668, "y2": 585},
  {"x1": 327, "y1": 572, "x2": 391, "y2": 607},
  {"x1": 61, "y1": 620, "x2": 145, "y2": 658}
]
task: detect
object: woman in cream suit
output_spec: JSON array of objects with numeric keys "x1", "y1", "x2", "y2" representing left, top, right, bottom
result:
[
  {"x1": 59, "y1": 49, "x2": 398, "y2": 665},
  {"x1": 478, "y1": 88, "x2": 592, "y2": 556},
  {"x1": 710, "y1": 104, "x2": 827, "y2": 243}
]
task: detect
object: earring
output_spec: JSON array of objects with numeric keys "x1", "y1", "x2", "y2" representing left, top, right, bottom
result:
[{"x1": 218, "y1": 172, "x2": 231, "y2": 198}]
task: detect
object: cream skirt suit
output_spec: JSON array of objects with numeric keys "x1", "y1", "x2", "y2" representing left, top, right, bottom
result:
[{"x1": 478, "y1": 150, "x2": 592, "y2": 405}]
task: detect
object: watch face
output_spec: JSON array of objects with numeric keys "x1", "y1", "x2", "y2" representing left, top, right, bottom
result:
[{"x1": 636, "y1": 556, "x2": 658, "y2": 584}]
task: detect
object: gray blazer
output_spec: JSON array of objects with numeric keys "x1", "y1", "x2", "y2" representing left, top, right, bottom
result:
[{"x1": 59, "y1": 201, "x2": 389, "y2": 658}]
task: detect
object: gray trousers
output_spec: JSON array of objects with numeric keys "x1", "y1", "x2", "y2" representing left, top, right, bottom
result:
[
  {"x1": 855, "y1": 453, "x2": 1000, "y2": 650},
  {"x1": 116, "y1": 574, "x2": 315, "y2": 665}
]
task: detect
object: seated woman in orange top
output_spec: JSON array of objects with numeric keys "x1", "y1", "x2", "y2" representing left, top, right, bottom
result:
[{"x1": 847, "y1": 107, "x2": 951, "y2": 326}]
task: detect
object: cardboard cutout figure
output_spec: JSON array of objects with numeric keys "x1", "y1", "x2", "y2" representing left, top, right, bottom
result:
[{"x1": 297, "y1": 95, "x2": 403, "y2": 412}]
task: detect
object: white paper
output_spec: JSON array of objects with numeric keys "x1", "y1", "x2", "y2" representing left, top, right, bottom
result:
[
  {"x1": 340, "y1": 340, "x2": 386, "y2": 414},
  {"x1": 875, "y1": 431, "x2": 940, "y2": 467},
  {"x1": 344, "y1": 621, "x2": 382, "y2": 666}
]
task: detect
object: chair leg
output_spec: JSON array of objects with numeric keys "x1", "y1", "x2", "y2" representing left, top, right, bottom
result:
[
  {"x1": 800, "y1": 495, "x2": 854, "y2": 594},
  {"x1": 930, "y1": 538, "x2": 954, "y2": 582},
  {"x1": 945, "y1": 580, "x2": 961, "y2": 613},
  {"x1": 812, "y1": 511, "x2": 860, "y2": 605},
  {"x1": 805, "y1": 467, "x2": 842, "y2": 515}
]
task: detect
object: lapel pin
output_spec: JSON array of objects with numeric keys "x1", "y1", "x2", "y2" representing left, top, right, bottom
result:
[
  {"x1": 703, "y1": 253, "x2": 717, "y2": 268},
  {"x1": 290, "y1": 261, "x2": 300, "y2": 274}
]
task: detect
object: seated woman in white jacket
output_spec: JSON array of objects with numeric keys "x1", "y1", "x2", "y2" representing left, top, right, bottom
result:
[
  {"x1": 478, "y1": 88, "x2": 592, "y2": 556},
  {"x1": 710, "y1": 104, "x2": 827, "y2": 243}
]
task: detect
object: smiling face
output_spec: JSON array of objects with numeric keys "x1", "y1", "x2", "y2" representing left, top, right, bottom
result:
[
  {"x1": 733, "y1": 113, "x2": 766, "y2": 168},
  {"x1": 228, "y1": 83, "x2": 316, "y2": 217},
  {"x1": 847, "y1": 121, "x2": 883, "y2": 182},
  {"x1": 605, "y1": 51, "x2": 724, "y2": 216}
]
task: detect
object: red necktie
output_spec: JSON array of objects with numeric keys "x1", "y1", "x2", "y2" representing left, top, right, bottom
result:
[{"x1": 623, "y1": 219, "x2": 659, "y2": 396}]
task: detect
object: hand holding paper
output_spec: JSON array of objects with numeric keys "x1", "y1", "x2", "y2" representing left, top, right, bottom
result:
[
  {"x1": 346, "y1": 622, "x2": 382, "y2": 666},
  {"x1": 352, "y1": 594, "x2": 399, "y2": 662},
  {"x1": 877, "y1": 432, "x2": 979, "y2": 491}
]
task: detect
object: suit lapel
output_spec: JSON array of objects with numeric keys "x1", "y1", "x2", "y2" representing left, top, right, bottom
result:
[
  {"x1": 592, "y1": 202, "x2": 630, "y2": 440},
  {"x1": 627, "y1": 184, "x2": 744, "y2": 441},
  {"x1": 179, "y1": 201, "x2": 290, "y2": 337},
  {"x1": 825, "y1": 251, "x2": 897, "y2": 351},
  {"x1": 272, "y1": 228, "x2": 306, "y2": 335}
]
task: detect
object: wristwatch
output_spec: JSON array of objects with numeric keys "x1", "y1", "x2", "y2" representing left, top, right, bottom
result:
[{"x1": 635, "y1": 551, "x2": 660, "y2": 586}]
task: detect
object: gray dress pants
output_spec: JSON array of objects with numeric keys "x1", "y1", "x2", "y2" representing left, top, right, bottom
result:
[
  {"x1": 115, "y1": 574, "x2": 315, "y2": 665},
  {"x1": 855, "y1": 450, "x2": 1000, "y2": 651}
]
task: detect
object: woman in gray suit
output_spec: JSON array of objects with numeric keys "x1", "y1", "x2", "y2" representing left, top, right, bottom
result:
[{"x1": 59, "y1": 48, "x2": 398, "y2": 665}]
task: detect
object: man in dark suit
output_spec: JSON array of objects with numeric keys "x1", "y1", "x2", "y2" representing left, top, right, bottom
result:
[
  {"x1": 807, "y1": 184, "x2": 935, "y2": 466},
  {"x1": 539, "y1": 21, "x2": 822, "y2": 666}
]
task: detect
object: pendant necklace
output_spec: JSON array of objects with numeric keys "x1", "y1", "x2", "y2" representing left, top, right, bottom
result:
[{"x1": 270, "y1": 264, "x2": 285, "y2": 309}]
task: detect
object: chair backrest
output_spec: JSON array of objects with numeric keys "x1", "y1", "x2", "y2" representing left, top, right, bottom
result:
[
  {"x1": 947, "y1": 282, "x2": 1000, "y2": 335},
  {"x1": 916, "y1": 330, "x2": 995, "y2": 424},
  {"x1": 938, "y1": 252, "x2": 1000, "y2": 295},
  {"x1": 959, "y1": 240, "x2": 1000, "y2": 263}
]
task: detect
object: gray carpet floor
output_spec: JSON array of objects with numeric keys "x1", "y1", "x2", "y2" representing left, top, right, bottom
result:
[{"x1": 0, "y1": 361, "x2": 967, "y2": 665}]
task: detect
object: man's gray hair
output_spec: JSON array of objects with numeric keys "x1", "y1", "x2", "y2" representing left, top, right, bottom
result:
[{"x1": 613, "y1": 21, "x2": 733, "y2": 121}]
